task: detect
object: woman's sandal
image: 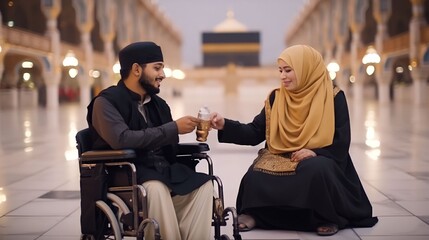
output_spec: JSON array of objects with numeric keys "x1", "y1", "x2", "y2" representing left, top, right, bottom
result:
[
  {"x1": 238, "y1": 214, "x2": 256, "y2": 232},
  {"x1": 317, "y1": 223, "x2": 339, "y2": 236}
]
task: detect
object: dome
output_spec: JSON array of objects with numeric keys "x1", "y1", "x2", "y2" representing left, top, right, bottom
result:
[{"x1": 213, "y1": 10, "x2": 247, "y2": 32}]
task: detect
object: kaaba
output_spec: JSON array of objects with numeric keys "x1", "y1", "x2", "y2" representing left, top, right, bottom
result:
[
  {"x1": 202, "y1": 32, "x2": 260, "y2": 67},
  {"x1": 201, "y1": 10, "x2": 260, "y2": 67}
]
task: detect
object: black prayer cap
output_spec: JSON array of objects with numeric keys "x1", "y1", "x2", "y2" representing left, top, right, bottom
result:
[{"x1": 119, "y1": 41, "x2": 163, "y2": 72}]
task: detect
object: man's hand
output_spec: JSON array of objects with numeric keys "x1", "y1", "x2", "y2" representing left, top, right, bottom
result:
[{"x1": 175, "y1": 116, "x2": 200, "y2": 134}]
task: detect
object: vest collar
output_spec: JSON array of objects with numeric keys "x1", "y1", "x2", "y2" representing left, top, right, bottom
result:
[{"x1": 118, "y1": 80, "x2": 142, "y2": 101}]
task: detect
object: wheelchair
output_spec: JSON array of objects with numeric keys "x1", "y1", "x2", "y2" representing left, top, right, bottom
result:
[{"x1": 76, "y1": 128, "x2": 242, "y2": 240}]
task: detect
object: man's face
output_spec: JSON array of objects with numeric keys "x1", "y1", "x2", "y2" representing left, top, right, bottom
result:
[{"x1": 138, "y1": 62, "x2": 165, "y2": 95}]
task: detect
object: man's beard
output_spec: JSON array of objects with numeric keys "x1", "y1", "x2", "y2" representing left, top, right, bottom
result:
[{"x1": 138, "y1": 74, "x2": 160, "y2": 95}]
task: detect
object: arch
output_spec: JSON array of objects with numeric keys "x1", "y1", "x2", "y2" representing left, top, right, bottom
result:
[
  {"x1": 1, "y1": 52, "x2": 44, "y2": 88},
  {"x1": 0, "y1": 51, "x2": 47, "y2": 107}
]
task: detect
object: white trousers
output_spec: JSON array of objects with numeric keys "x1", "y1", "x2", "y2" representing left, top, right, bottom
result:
[{"x1": 143, "y1": 180, "x2": 213, "y2": 240}]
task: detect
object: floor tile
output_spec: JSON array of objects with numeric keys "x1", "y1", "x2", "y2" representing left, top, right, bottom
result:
[
  {"x1": 42, "y1": 209, "x2": 81, "y2": 237},
  {"x1": 0, "y1": 235, "x2": 40, "y2": 240},
  {"x1": 371, "y1": 199, "x2": 412, "y2": 217},
  {"x1": 418, "y1": 216, "x2": 429, "y2": 225},
  {"x1": 0, "y1": 189, "x2": 47, "y2": 216},
  {"x1": 354, "y1": 216, "x2": 429, "y2": 236},
  {"x1": 7, "y1": 199, "x2": 79, "y2": 216},
  {"x1": 396, "y1": 200, "x2": 429, "y2": 216},
  {"x1": 0, "y1": 216, "x2": 63, "y2": 235}
]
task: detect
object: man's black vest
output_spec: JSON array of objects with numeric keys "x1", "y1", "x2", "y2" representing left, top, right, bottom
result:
[{"x1": 86, "y1": 80, "x2": 176, "y2": 164}]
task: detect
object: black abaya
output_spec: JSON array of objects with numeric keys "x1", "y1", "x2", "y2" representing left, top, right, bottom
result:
[{"x1": 218, "y1": 90, "x2": 378, "y2": 231}]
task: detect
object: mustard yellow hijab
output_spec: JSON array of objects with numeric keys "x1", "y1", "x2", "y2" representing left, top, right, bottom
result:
[{"x1": 266, "y1": 45, "x2": 335, "y2": 154}]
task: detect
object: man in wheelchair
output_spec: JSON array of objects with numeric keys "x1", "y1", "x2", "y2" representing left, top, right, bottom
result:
[{"x1": 86, "y1": 41, "x2": 213, "y2": 240}]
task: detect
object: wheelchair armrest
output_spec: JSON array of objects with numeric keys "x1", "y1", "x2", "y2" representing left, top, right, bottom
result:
[
  {"x1": 80, "y1": 149, "x2": 136, "y2": 163},
  {"x1": 177, "y1": 143, "x2": 209, "y2": 155}
]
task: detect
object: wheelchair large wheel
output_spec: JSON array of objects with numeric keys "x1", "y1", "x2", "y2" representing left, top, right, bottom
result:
[{"x1": 96, "y1": 200, "x2": 122, "y2": 239}]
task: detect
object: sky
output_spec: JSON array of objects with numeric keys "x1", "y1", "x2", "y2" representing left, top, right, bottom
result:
[{"x1": 155, "y1": 0, "x2": 307, "y2": 68}]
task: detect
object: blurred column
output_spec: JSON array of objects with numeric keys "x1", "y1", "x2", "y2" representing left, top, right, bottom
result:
[
  {"x1": 349, "y1": 0, "x2": 369, "y2": 104},
  {"x1": 129, "y1": 1, "x2": 142, "y2": 42},
  {"x1": 41, "y1": 0, "x2": 62, "y2": 109},
  {"x1": 73, "y1": 0, "x2": 95, "y2": 107},
  {"x1": 334, "y1": 0, "x2": 350, "y2": 95},
  {"x1": 409, "y1": 0, "x2": 428, "y2": 105},
  {"x1": 145, "y1": 16, "x2": 155, "y2": 41},
  {"x1": 314, "y1": 11, "x2": 323, "y2": 51},
  {"x1": 301, "y1": 22, "x2": 311, "y2": 46},
  {"x1": 116, "y1": 0, "x2": 132, "y2": 48},
  {"x1": 373, "y1": 0, "x2": 392, "y2": 104},
  {"x1": 0, "y1": 16, "x2": 17, "y2": 108},
  {"x1": 0, "y1": 10, "x2": 4, "y2": 80},
  {"x1": 322, "y1": 1, "x2": 335, "y2": 62},
  {"x1": 0, "y1": 69, "x2": 18, "y2": 109},
  {"x1": 96, "y1": 0, "x2": 117, "y2": 88},
  {"x1": 307, "y1": 16, "x2": 316, "y2": 47}
]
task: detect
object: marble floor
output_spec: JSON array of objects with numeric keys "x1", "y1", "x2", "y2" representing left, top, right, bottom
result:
[{"x1": 1, "y1": 92, "x2": 429, "y2": 240}]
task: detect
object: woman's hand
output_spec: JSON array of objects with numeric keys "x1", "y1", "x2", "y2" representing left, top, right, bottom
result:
[
  {"x1": 210, "y1": 112, "x2": 225, "y2": 130},
  {"x1": 291, "y1": 148, "x2": 316, "y2": 162}
]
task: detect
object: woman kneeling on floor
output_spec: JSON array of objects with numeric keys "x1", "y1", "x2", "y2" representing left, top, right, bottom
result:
[{"x1": 210, "y1": 45, "x2": 378, "y2": 236}]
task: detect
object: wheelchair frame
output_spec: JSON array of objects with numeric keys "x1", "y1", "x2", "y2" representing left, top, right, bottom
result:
[{"x1": 76, "y1": 128, "x2": 242, "y2": 240}]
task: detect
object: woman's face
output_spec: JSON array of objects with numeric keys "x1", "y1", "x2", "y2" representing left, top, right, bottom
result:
[{"x1": 278, "y1": 59, "x2": 298, "y2": 91}]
